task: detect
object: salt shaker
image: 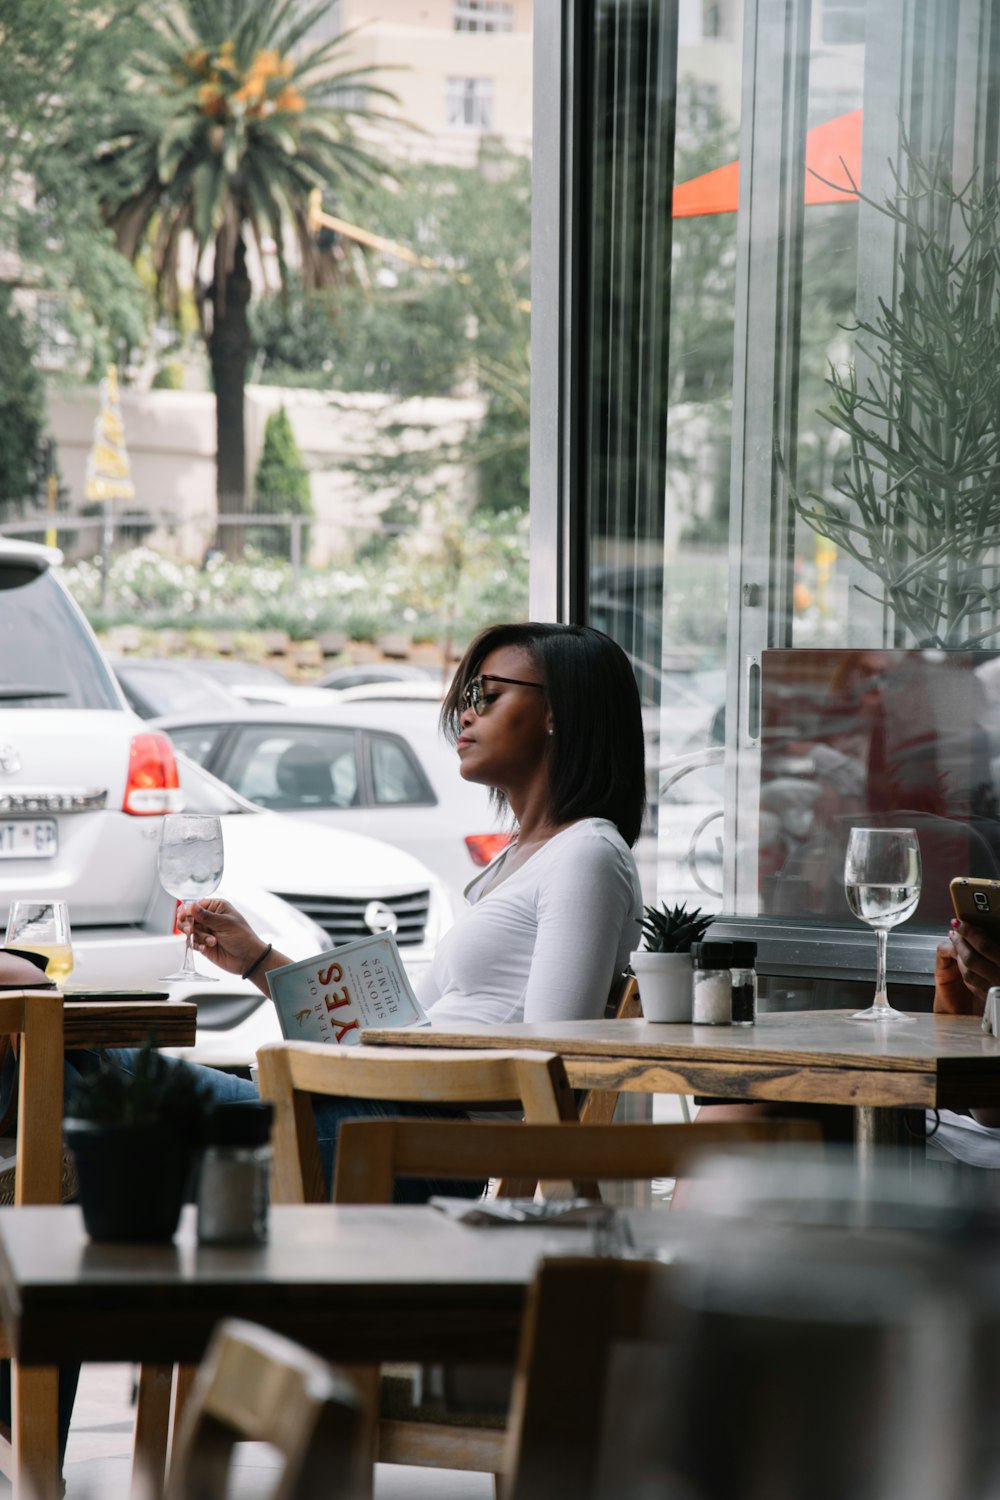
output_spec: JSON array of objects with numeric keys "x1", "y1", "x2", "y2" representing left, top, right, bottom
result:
[
  {"x1": 196, "y1": 1100, "x2": 273, "y2": 1245},
  {"x1": 730, "y1": 940, "x2": 758, "y2": 1026},
  {"x1": 984, "y1": 987, "x2": 1000, "y2": 1035},
  {"x1": 691, "y1": 940, "x2": 734, "y2": 1024}
]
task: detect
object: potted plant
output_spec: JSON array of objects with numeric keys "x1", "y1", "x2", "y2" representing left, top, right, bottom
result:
[
  {"x1": 64, "y1": 1038, "x2": 212, "y2": 1242},
  {"x1": 630, "y1": 902, "x2": 714, "y2": 1022}
]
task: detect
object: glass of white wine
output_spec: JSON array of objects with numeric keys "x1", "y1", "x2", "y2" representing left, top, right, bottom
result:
[
  {"x1": 4, "y1": 901, "x2": 74, "y2": 986},
  {"x1": 158, "y1": 814, "x2": 225, "y2": 983},
  {"x1": 843, "y1": 827, "x2": 921, "y2": 1022}
]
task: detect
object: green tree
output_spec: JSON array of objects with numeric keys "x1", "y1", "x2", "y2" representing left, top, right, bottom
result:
[
  {"x1": 252, "y1": 143, "x2": 532, "y2": 516},
  {"x1": 251, "y1": 275, "x2": 466, "y2": 395},
  {"x1": 249, "y1": 404, "x2": 312, "y2": 557},
  {"x1": 96, "y1": 0, "x2": 394, "y2": 555},
  {"x1": 0, "y1": 290, "x2": 46, "y2": 514},
  {"x1": 0, "y1": 1, "x2": 151, "y2": 376}
]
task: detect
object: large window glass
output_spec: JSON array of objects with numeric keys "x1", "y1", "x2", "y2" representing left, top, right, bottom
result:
[
  {"x1": 722, "y1": 0, "x2": 1000, "y2": 999},
  {"x1": 547, "y1": 0, "x2": 1000, "y2": 1001}
]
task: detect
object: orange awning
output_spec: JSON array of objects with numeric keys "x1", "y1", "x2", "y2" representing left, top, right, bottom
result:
[{"x1": 672, "y1": 108, "x2": 862, "y2": 218}]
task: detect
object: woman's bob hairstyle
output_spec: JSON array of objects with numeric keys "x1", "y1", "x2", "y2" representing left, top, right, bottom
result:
[{"x1": 442, "y1": 622, "x2": 646, "y2": 847}]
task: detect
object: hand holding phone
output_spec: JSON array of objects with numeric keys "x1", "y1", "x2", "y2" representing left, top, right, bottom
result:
[{"x1": 950, "y1": 877, "x2": 1000, "y2": 934}]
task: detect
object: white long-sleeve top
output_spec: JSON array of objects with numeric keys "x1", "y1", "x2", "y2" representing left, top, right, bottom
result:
[{"x1": 416, "y1": 817, "x2": 643, "y2": 1027}]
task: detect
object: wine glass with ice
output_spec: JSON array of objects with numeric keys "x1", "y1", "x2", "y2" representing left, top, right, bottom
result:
[
  {"x1": 843, "y1": 827, "x2": 921, "y2": 1022},
  {"x1": 158, "y1": 814, "x2": 224, "y2": 982}
]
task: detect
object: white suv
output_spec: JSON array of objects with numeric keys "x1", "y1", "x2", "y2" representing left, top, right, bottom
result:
[{"x1": 0, "y1": 538, "x2": 184, "y2": 934}]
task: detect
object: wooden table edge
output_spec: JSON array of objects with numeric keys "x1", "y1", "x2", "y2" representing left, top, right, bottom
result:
[
  {"x1": 63, "y1": 1000, "x2": 198, "y2": 1050},
  {"x1": 360, "y1": 1013, "x2": 998, "y2": 1076}
]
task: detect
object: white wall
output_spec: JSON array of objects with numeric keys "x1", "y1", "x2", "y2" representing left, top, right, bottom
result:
[{"x1": 47, "y1": 384, "x2": 485, "y2": 563}]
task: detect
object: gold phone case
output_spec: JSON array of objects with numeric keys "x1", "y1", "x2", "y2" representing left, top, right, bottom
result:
[{"x1": 950, "y1": 877, "x2": 1000, "y2": 932}]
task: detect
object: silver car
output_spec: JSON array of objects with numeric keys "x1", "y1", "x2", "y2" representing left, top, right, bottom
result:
[{"x1": 152, "y1": 700, "x2": 507, "y2": 909}]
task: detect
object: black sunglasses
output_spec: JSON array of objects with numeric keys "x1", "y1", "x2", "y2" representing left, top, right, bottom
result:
[{"x1": 462, "y1": 673, "x2": 545, "y2": 716}]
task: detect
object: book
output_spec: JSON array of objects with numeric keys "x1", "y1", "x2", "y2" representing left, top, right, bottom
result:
[{"x1": 266, "y1": 933, "x2": 430, "y2": 1046}]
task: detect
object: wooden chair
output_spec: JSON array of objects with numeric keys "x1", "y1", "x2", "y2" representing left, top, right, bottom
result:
[
  {"x1": 506, "y1": 1237, "x2": 953, "y2": 1500},
  {"x1": 0, "y1": 989, "x2": 66, "y2": 1500},
  {"x1": 502, "y1": 1257, "x2": 676, "y2": 1500},
  {"x1": 258, "y1": 1042, "x2": 580, "y2": 1202},
  {"x1": 333, "y1": 1115, "x2": 823, "y2": 1489},
  {"x1": 577, "y1": 973, "x2": 641, "y2": 1127},
  {"x1": 256, "y1": 1042, "x2": 582, "y2": 1488},
  {"x1": 163, "y1": 1319, "x2": 367, "y2": 1500},
  {"x1": 134, "y1": 1043, "x2": 580, "y2": 1493},
  {"x1": 333, "y1": 1116, "x2": 823, "y2": 1205}
]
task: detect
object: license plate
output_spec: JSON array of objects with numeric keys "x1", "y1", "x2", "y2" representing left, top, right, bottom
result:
[{"x1": 0, "y1": 820, "x2": 58, "y2": 860}]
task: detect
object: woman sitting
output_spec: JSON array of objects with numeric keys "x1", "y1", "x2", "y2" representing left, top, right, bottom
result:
[
  {"x1": 175, "y1": 620, "x2": 647, "y2": 1178},
  {"x1": 929, "y1": 919, "x2": 1000, "y2": 1162}
]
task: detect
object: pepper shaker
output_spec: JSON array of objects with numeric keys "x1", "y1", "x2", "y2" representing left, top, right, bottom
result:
[
  {"x1": 196, "y1": 1100, "x2": 274, "y2": 1245},
  {"x1": 730, "y1": 940, "x2": 758, "y2": 1026}
]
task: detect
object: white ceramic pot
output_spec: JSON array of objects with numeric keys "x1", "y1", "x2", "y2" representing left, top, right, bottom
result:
[{"x1": 629, "y1": 951, "x2": 694, "y2": 1023}]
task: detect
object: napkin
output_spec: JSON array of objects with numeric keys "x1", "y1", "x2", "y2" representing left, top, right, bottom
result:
[{"x1": 431, "y1": 1196, "x2": 614, "y2": 1226}]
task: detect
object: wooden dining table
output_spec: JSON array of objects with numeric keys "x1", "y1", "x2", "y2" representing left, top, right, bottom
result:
[
  {"x1": 0, "y1": 1202, "x2": 602, "y2": 1370},
  {"x1": 0, "y1": 1199, "x2": 653, "y2": 1499},
  {"x1": 3, "y1": 1198, "x2": 1000, "y2": 1500},
  {"x1": 0, "y1": 988, "x2": 197, "y2": 1053},
  {"x1": 361, "y1": 1010, "x2": 1000, "y2": 1161}
]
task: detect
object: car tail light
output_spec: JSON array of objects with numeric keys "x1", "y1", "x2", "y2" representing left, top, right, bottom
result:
[
  {"x1": 465, "y1": 833, "x2": 514, "y2": 867},
  {"x1": 123, "y1": 733, "x2": 183, "y2": 816}
]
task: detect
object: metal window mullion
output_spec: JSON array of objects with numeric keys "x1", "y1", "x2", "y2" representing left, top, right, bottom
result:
[
  {"x1": 603, "y1": 4, "x2": 627, "y2": 588},
  {"x1": 530, "y1": 0, "x2": 577, "y2": 620},
  {"x1": 726, "y1": 0, "x2": 812, "y2": 914}
]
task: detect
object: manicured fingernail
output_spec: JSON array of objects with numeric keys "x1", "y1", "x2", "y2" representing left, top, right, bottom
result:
[{"x1": 951, "y1": 917, "x2": 960, "y2": 928}]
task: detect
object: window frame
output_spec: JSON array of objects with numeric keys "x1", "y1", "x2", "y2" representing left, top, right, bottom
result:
[{"x1": 363, "y1": 731, "x2": 438, "y2": 809}]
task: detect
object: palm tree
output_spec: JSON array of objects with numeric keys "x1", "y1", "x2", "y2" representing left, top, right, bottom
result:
[{"x1": 98, "y1": 0, "x2": 393, "y2": 555}]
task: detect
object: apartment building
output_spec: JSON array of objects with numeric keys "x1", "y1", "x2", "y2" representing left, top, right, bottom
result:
[{"x1": 309, "y1": 0, "x2": 533, "y2": 164}]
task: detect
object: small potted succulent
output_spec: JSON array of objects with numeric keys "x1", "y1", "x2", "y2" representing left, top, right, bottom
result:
[
  {"x1": 64, "y1": 1038, "x2": 212, "y2": 1242},
  {"x1": 630, "y1": 902, "x2": 714, "y2": 1022}
]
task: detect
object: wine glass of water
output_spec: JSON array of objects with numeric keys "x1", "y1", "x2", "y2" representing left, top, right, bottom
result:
[
  {"x1": 4, "y1": 901, "x2": 74, "y2": 986},
  {"x1": 843, "y1": 827, "x2": 921, "y2": 1022},
  {"x1": 158, "y1": 814, "x2": 224, "y2": 982}
]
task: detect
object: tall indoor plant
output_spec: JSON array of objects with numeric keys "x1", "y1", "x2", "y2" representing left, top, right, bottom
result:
[{"x1": 787, "y1": 142, "x2": 1000, "y2": 648}]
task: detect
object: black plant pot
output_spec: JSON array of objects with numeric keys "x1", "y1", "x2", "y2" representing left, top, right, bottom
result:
[{"x1": 64, "y1": 1119, "x2": 197, "y2": 1242}]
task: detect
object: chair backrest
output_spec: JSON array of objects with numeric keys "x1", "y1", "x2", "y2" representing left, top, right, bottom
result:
[
  {"x1": 0, "y1": 990, "x2": 64, "y2": 1204},
  {"x1": 257, "y1": 1043, "x2": 579, "y2": 1204},
  {"x1": 503, "y1": 1257, "x2": 676, "y2": 1500},
  {"x1": 274, "y1": 743, "x2": 336, "y2": 806},
  {"x1": 604, "y1": 973, "x2": 640, "y2": 1021},
  {"x1": 507, "y1": 1237, "x2": 959, "y2": 1500},
  {"x1": 577, "y1": 975, "x2": 641, "y2": 1128},
  {"x1": 164, "y1": 1318, "x2": 367, "y2": 1500},
  {"x1": 331, "y1": 1117, "x2": 823, "y2": 1205}
]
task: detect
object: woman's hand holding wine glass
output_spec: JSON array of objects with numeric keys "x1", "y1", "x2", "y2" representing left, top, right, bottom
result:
[
  {"x1": 843, "y1": 826, "x2": 921, "y2": 1022},
  {"x1": 158, "y1": 815, "x2": 225, "y2": 983}
]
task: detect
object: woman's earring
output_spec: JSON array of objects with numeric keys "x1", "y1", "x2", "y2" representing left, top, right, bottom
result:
[{"x1": 547, "y1": 728, "x2": 554, "y2": 736}]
